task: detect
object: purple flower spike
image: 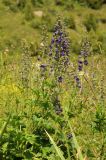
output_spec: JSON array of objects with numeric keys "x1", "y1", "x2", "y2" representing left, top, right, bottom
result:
[{"x1": 48, "y1": 17, "x2": 70, "y2": 84}]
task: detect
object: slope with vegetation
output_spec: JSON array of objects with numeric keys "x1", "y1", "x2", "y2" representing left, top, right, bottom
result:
[{"x1": 0, "y1": 1, "x2": 106, "y2": 160}]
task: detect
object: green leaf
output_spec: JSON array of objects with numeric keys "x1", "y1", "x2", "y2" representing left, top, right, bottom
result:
[
  {"x1": 0, "y1": 114, "x2": 11, "y2": 140},
  {"x1": 45, "y1": 130, "x2": 65, "y2": 160}
]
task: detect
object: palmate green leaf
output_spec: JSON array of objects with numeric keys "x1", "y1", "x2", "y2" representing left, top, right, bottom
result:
[{"x1": 45, "y1": 130, "x2": 65, "y2": 160}]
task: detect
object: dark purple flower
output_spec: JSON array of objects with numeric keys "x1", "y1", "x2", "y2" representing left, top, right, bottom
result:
[
  {"x1": 37, "y1": 57, "x2": 41, "y2": 61},
  {"x1": 74, "y1": 76, "x2": 81, "y2": 88},
  {"x1": 55, "y1": 107, "x2": 63, "y2": 115},
  {"x1": 40, "y1": 64, "x2": 47, "y2": 72},
  {"x1": 49, "y1": 52, "x2": 52, "y2": 56},
  {"x1": 64, "y1": 59, "x2": 69, "y2": 66},
  {"x1": 56, "y1": 48, "x2": 59, "y2": 53},
  {"x1": 40, "y1": 64, "x2": 47, "y2": 68},
  {"x1": 77, "y1": 38, "x2": 90, "y2": 79},
  {"x1": 58, "y1": 37, "x2": 62, "y2": 43},
  {"x1": 78, "y1": 65, "x2": 83, "y2": 71},
  {"x1": 84, "y1": 59, "x2": 88, "y2": 65},
  {"x1": 51, "y1": 38, "x2": 55, "y2": 44},
  {"x1": 78, "y1": 60, "x2": 83, "y2": 64},
  {"x1": 48, "y1": 17, "x2": 70, "y2": 84},
  {"x1": 55, "y1": 30, "x2": 58, "y2": 35},
  {"x1": 58, "y1": 76, "x2": 63, "y2": 83},
  {"x1": 74, "y1": 76, "x2": 80, "y2": 82},
  {"x1": 67, "y1": 133, "x2": 73, "y2": 139},
  {"x1": 61, "y1": 51, "x2": 65, "y2": 56},
  {"x1": 49, "y1": 45, "x2": 52, "y2": 49}
]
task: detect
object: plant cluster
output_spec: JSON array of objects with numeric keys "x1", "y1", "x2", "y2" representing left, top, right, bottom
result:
[{"x1": 0, "y1": 17, "x2": 106, "y2": 160}]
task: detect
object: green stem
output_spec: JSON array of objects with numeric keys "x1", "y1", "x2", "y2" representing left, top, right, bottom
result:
[{"x1": 0, "y1": 114, "x2": 11, "y2": 139}]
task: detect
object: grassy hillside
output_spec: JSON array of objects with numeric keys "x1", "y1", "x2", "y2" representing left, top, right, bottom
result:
[{"x1": 0, "y1": 1, "x2": 106, "y2": 160}]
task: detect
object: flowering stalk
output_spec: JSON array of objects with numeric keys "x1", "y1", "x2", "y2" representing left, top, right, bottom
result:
[
  {"x1": 75, "y1": 38, "x2": 90, "y2": 89},
  {"x1": 47, "y1": 17, "x2": 70, "y2": 114},
  {"x1": 48, "y1": 17, "x2": 70, "y2": 84}
]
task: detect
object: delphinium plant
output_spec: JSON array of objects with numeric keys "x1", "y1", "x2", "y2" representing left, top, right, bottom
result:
[
  {"x1": 75, "y1": 37, "x2": 90, "y2": 92},
  {"x1": 47, "y1": 17, "x2": 71, "y2": 114},
  {"x1": 35, "y1": 19, "x2": 71, "y2": 115},
  {"x1": 35, "y1": 17, "x2": 85, "y2": 160}
]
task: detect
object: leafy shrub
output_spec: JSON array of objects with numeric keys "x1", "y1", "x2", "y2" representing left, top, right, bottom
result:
[
  {"x1": 2, "y1": 0, "x2": 11, "y2": 6},
  {"x1": 98, "y1": 32, "x2": 106, "y2": 53},
  {"x1": 17, "y1": 0, "x2": 26, "y2": 9},
  {"x1": 42, "y1": 14, "x2": 54, "y2": 32},
  {"x1": 88, "y1": 30, "x2": 102, "y2": 54},
  {"x1": 30, "y1": 19, "x2": 42, "y2": 29},
  {"x1": 71, "y1": 41, "x2": 80, "y2": 54},
  {"x1": 86, "y1": 0, "x2": 104, "y2": 9},
  {"x1": 24, "y1": 1, "x2": 34, "y2": 21},
  {"x1": 64, "y1": 16, "x2": 76, "y2": 30},
  {"x1": 84, "y1": 14, "x2": 98, "y2": 32},
  {"x1": 64, "y1": 2, "x2": 75, "y2": 10},
  {"x1": 77, "y1": 0, "x2": 104, "y2": 9},
  {"x1": 55, "y1": 0, "x2": 64, "y2": 5},
  {"x1": 31, "y1": 0, "x2": 44, "y2": 6},
  {"x1": 9, "y1": 4, "x2": 18, "y2": 12}
]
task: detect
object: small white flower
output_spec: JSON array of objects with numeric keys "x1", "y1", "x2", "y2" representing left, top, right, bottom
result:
[{"x1": 40, "y1": 42, "x2": 44, "y2": 47}]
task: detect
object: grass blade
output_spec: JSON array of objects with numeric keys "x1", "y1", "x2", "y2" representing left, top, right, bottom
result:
[
  {"x1": 0, "y1": 114, "x2": 11, "y2": 139},
  {"x1": 45, "y1": 130, "x2": 65, "y2": 160},
  {"x1": 67, "y1": 121, "x2": 84, "y2": 160}
]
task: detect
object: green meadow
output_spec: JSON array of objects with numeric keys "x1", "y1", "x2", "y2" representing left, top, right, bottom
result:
[{"x1": 0, "y1": 1, "x2": 106, "y2": 159}]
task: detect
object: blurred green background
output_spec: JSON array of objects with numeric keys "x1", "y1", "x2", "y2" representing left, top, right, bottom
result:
[{"x1": 0, "y1": 0, "x2": 106, "y2": 55}]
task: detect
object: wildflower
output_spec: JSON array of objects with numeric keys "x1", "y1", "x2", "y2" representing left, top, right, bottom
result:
[
  {"x1": 48, "y1": 17, "x2": 70, "y2": 83},
  {"x1": 75, "y1": 38, "x2": 90, "y2": 88},
  {"x1": 74, "y1": 75, "x2": 81, "y2": 88},
  {"x1": 53, "y1": 96, "x2": 63, "y2": 115},
  {"x1": 40, "y1": 64, "x2": 47, "y2": 69},
  {"x1": 67, "y1": 133, "x2": 73, "y2": 139},
  {"x1": 58, "y1": 76, "x2": 63, "y2": 83}
]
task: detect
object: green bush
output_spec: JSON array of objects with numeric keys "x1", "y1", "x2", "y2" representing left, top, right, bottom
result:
[
  {"x1": 24, "y1": 1, "x2": 34, "y2": 21},
  {"x1": 55, "y1": 0, "x2": 64, "y2": 5},
  {"x1": 17, "y1": 0, "x2": 26, "y2": 9},
  {"x1": 77, "y1": 0, "x2": 104, "y2": 9},
  {"x1": 87, "y1": 0, "x2": 103, "y2": 9},
  {"x1": 84, "y1": 14, "x2": 98, "y2": 32},
  {"x1": 9, "y1": 4, "x2": 18, "y2": 12},
  {"x1": 30, "y1": 19, "x2": 42, "y2": 29},
  {"x1": 71, "y1": 41, "x2": 80, "y2": 54},
  {"x1": 89, "y1": 30, "x2": 102, "y2": 54},
  {"x1": 98, "y1": 32, "x2": 106, "y2": 53},
  {"x1": 42, "y1": 14, "x2": 54, "y2": 32},
  {"x1": 64, "y1": 16, "x2": 76, "y2": 30},
  {"x1": 31, "y1": 0, "x2": 44, "y2": 6},
  {"x1": 2, "y1": 0, "x2": 11, "y2": 6}
]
